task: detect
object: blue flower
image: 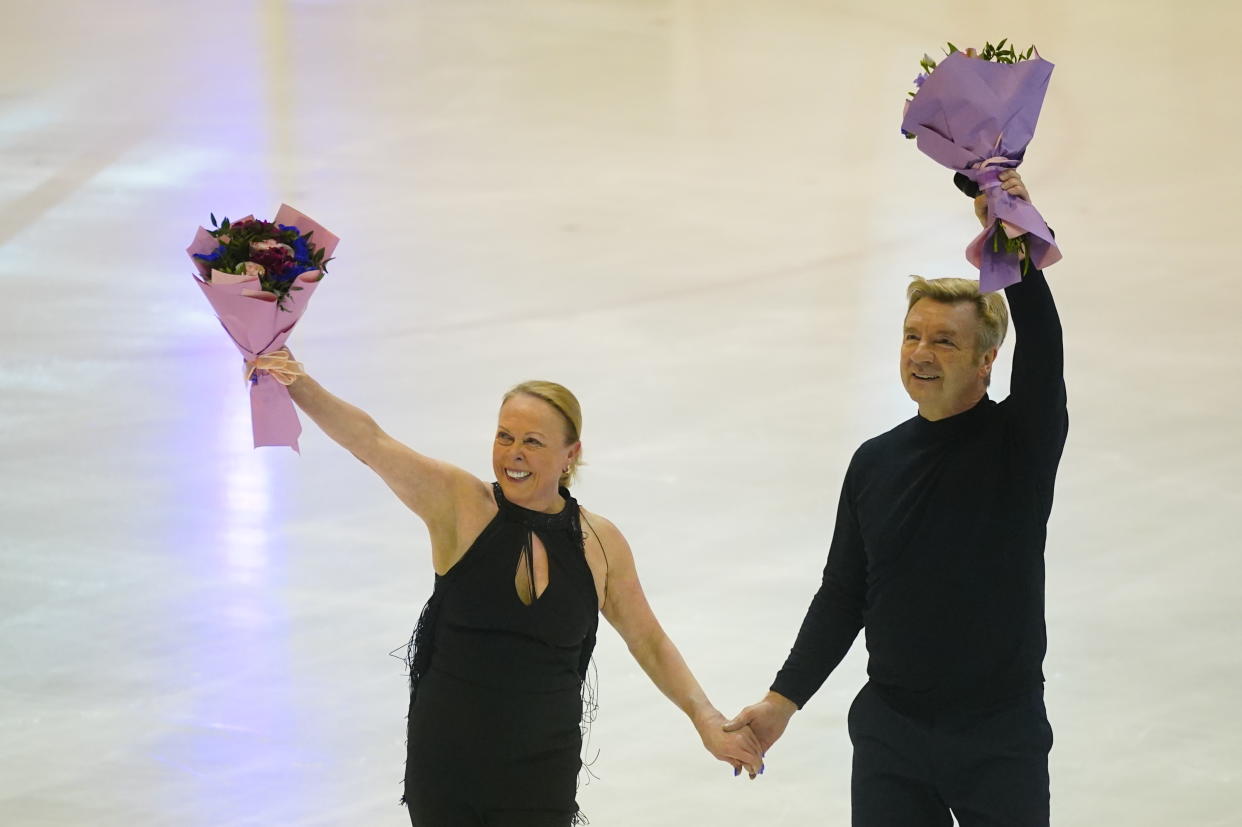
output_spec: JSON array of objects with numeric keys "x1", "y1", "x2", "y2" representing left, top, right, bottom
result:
[
  {"x1": 290, "y1": 236, "x2": 311, "y2": 263},
  {"x1": 276, "y1": 264, "x2": 313, "y2": 282},
  {"x1": 913, "y1": 73, "x2": 928, "y2": 87},
  {"x1": 193, "y1": 245, "x2": 225, "y2": 263}
]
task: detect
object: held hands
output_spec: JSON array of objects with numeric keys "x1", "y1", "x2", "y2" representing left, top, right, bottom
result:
[
  {"x1": 722, "y1": 691, "x2": 798, "y2": 765},
  {"x1": 696, "y1": 709, "x2": 765, "y2": 780},
  {"x1": 974, "y1": 169, "x2": 1031, "y2": 228}
]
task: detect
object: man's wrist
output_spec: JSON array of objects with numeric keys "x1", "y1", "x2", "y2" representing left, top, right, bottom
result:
[{"x1": 764, "y1": 690, "x2": 799, "y2": 716}]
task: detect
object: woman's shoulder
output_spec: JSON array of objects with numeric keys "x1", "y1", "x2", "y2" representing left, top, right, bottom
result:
[
  {"x1": 577, "y1": 505, "x2": 633, "y2": 559},
  {"x1": 577, "y1": 505, "x2": 619, "y2": 537}
]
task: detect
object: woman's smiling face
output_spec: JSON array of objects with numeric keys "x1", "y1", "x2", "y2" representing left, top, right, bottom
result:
[{"x1": 492, "y1": 393, "x2": 579, "y2": 512}]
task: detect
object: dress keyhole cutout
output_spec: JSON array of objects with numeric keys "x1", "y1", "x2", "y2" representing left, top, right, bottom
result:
[{"x1": 515, "y1": 533, "x2": 550, "y2": 606}]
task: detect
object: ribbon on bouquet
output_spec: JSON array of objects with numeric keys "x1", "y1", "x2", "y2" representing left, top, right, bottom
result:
[
  {"x1": 961, "y1": 153, "x2": 1060, "y2": 293},
  {"x1": 244, "y1": 349, "x2": 305, "y2": 386},
  {"x1": 973, "y1": 156, "x2": 1022, "y2": 239}
]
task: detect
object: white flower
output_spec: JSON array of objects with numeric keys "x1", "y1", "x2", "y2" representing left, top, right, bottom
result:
[{"x1": 250, "y1": 239, "x2": 294, "y2": 256}]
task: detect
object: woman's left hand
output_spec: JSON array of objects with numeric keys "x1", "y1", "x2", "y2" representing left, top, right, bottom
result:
[{"x1": 697, "y1": 711, "x2": 765, "y2": 779}]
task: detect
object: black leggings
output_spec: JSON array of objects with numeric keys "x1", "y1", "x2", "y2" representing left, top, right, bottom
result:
[{"x1": 848, "y1": 683, "x2": 1052, "y2": 827}]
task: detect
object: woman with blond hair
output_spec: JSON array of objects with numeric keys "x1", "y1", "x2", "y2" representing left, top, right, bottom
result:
[{"x1": 277, "y1": 363, "x2": 762, "y2": 826}]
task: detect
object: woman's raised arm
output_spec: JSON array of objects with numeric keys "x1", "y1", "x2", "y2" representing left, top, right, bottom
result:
[{"x1": 286, "y1": 361, "x2": 488, "y2": 560}]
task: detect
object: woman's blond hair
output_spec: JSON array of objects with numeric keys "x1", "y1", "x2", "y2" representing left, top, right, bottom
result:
[{"x1": 502, "y1": 381, "x2": 584, "y2": 488}]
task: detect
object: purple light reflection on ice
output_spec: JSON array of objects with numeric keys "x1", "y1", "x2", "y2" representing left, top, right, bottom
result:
[{"x1": 159, "y1": 164, "x2": 309, "y2": 827}]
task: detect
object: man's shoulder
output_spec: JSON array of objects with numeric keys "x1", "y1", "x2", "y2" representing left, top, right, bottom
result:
[{"x1": 851, "y1": 416, "x2": 920, "y2": 467}]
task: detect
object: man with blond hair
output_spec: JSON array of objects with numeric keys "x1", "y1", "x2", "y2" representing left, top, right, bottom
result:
[{"x1": 728, "y1": 170, "x2": 1066, "y2": 826}]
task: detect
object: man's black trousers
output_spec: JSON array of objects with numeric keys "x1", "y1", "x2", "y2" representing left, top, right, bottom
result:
[{"x1": 848, "y1": 682, "x2": 1052, "y2": 826}]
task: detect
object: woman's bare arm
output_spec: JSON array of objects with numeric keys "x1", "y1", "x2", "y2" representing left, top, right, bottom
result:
[
  {"x1": 287, "y1": 370, "x2": 489, "y2": 563},
  {"x1": 587, "y1": 513, "x2": 764, "y2": 777}
]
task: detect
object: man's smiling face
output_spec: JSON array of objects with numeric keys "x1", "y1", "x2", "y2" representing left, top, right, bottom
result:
[{"x1": 901, "y1": 298, "x2": 996, "y2": 421}]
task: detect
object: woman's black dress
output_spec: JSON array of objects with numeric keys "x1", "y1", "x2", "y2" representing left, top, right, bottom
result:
[{"x1": 403, "y1": 483, "x2": 599, "y2": 826}]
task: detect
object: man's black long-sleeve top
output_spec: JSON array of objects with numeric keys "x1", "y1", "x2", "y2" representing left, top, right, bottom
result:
[{"x1": 771, "y1": 267, "x2": 1067, "y2": 715}]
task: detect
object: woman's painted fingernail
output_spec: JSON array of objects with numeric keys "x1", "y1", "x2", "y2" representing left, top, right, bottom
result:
[
  {"x1": 760, "y1": 765, "x2": 766, "y2": 774},
  {"x1": 733, "y1": 767, "x2": 740, "y2": 776}
]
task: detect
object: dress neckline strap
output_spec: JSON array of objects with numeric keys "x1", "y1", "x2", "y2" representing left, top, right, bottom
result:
[{"x1": 491, "y1": 482, "x2": 579, "y2": 537}]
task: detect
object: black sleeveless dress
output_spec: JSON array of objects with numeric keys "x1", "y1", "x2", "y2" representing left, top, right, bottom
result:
[{"x1": 403, "y1": 483, "x2": 600, "y2": 826}]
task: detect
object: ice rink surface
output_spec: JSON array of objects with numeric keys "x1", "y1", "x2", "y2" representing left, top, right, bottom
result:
[{"x1": 2, "y1": 1, "x2": 1239, "y2": 824}]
